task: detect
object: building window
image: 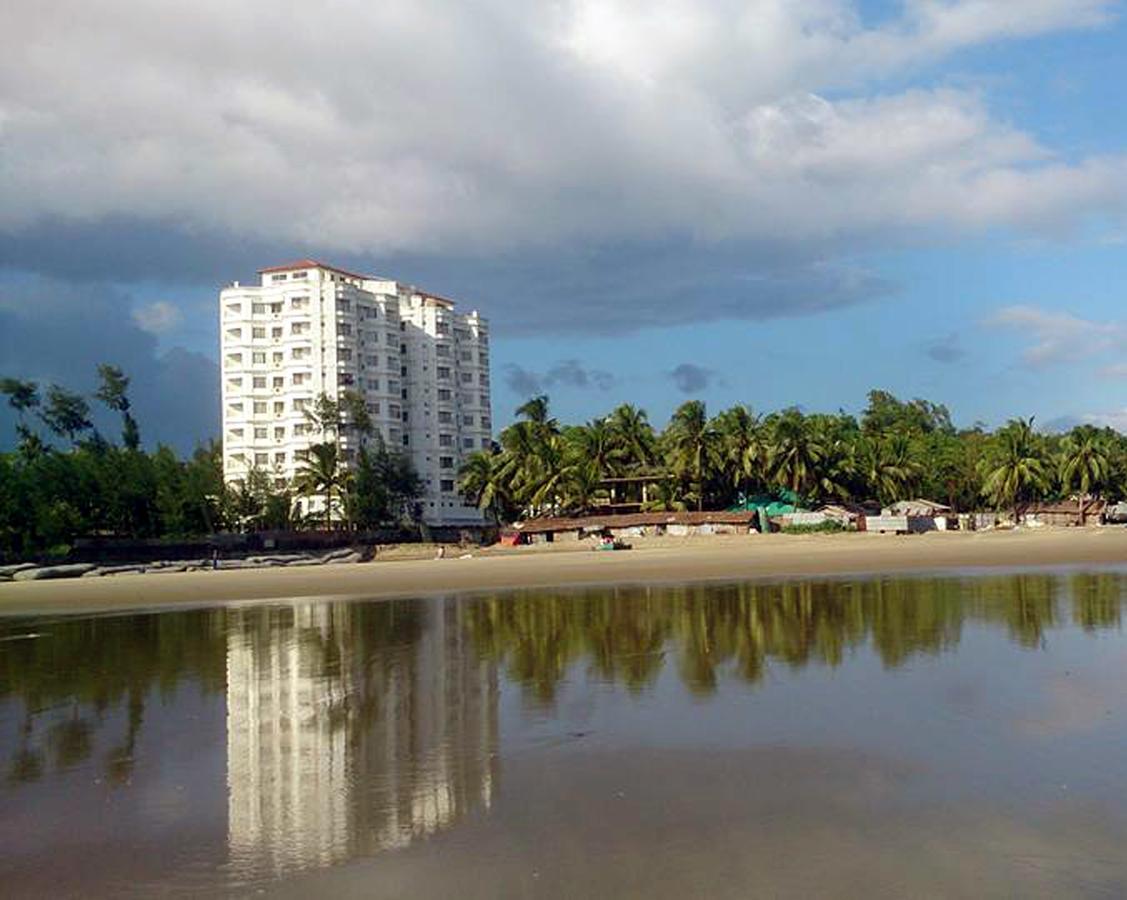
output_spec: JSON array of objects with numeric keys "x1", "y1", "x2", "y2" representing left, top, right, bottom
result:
[
  {"x1": 252, "y1": 303, "x2": 267, "y2": 314},
  {"x1": 366, "y1": 378, "x2": 380, "y2": 390},
  {"x1": 274, "y1": 427, "x2": 285, "y2": 440},
  {"x1": 291, "y1": 271, "x2": 308, "y2": 281},
  {"x1": 272, "y1": 351, "x2": 284, "y2": 364},
  {"x1": 290, "y1": 296, "x2": 309, "y2": 309},
  {"x1": 339, "y1": 324, "x2": 352, "y2": 336},
  {"x1": 294, "y1": 423, "x2": 307, "y2": 437},
  {"x1": 274, "y1": 451, "x2": 286, "y2": 464},
  {"x1": 253, "y1": 376, "x2": 266, "y2": 389},
  {"x1": 252, "y1": 352, "x2": 266, "y2": 365},
  {"x1": 438, "y1": 411, "x2": 453, "y2": 424},
  {"x1": 437, "y1": 367, "x2": 451, "y2": 380},
  {"x1": 293, "y1": 372, "x2": 308, "y2": 386},
  {"x1": 463, "y1": 437, "x2": 475, "y2": 449},
  {"x1": 225, "y1": 353, "x2": 243, "y2": 366},
  {"x1": 272, "y1": 377, "x2": 284, "y2": 389},
  {"x1": 270, "y1": 302, "x2": 282, "y2": 314},
  {"x1": 460, "y1": 372, "x2": 473, "y2": 384},
  {"x1": 273, "y1": 401, "x2": 285, "y2": 416},
  {"x1": 293, "y1": 398, "x2": 308, "y2": 412},
  {"x1": 439, "y1": 434, "x2": 453, "y2": 447},
  {"x1": 254, "y1": 427, "x2": 268, "y2": 439},
  {"x1": 439, "y1": 456, "x2": 454, "y2": 469},
  {"x1": 254, "y1": 453, "x2": 268, "y2": 465},
  {"x1": 441, "y1": 479, "x2": 455, "y2": 492},
  {"x1": 338, "y1": 349, "x2": 353, "y2": 362},
  {"x1": 252, "y1": 326, "x2": 266, "y2": 339},
  {"x1": 271, "y1": 274, "x2": 287, "y2": 282},
  {"x1": 292, "y1": 322, "x2": 310, "y2": 335},
  {"x1": 437, "y1": 389, "x2": 452, "y2": 401}
]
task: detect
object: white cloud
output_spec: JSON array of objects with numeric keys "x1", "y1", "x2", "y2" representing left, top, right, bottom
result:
[
  {"x1": 131, "y1": 300, "x2": 182, "y2": 335},
  {"x1": 1098, "y1": 361, "x2": 1127, "y2": 378},
  {"x1": 0, "y1": 0, "x2": 1123, "y2": 259},
  {"x1": 1083, "y1": 408, "x2": 1127, "y2": 432},
  {"x1": 985, "y1": 305, "x2": 1126, "y2": 368}
]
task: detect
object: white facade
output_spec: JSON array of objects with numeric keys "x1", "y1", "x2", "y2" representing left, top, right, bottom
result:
[{"x1": 219, "y1": 260, "x2": 492, "y2": 525}]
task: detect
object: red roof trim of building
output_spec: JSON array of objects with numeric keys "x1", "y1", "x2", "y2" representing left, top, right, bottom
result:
[{"x1": 258, "y1": 259, "x2": 373, "y2": 281}]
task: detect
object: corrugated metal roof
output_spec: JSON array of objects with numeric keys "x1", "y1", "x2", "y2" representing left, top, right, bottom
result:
[{"x1": 514, "y1": 511, "x2": 758, "y2": 533}]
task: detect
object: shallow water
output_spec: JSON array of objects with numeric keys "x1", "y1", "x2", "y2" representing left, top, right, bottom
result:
[{"x1": 3, "y1": 571, "x2": 1127, "y2": 898}]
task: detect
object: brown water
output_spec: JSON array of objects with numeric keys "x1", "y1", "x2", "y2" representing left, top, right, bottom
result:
[{"x1": 3, "y1": 571, "x2": 1127, "y2": 898}]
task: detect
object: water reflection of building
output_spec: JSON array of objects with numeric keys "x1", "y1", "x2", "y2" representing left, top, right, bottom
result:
[{"x1": 225, "y1": 599, "x2": 497, "y2": 878}]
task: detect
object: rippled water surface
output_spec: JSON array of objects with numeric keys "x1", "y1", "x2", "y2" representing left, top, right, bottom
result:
[{"x1": 3, "y1": 571, "x2": 1127, "y2": 898}]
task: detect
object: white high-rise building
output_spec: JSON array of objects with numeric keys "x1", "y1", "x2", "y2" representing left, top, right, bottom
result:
[{"x1": 219, "y1": 260, "x2": 492, "y2": 525}]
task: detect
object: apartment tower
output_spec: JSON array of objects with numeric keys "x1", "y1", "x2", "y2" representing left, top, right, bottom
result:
[{"x1": 220, "y1": 260, "x2": 491, "y2": 525}]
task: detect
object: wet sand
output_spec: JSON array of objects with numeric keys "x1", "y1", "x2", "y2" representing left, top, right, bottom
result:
[{"x1": 2, "y1": 527, "x2": 1126, "y2": 616}]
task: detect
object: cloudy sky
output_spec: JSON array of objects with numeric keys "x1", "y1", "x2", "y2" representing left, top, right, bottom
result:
[{"x1": 2, "y1": 0, "x2": 1127, "y2": 449}]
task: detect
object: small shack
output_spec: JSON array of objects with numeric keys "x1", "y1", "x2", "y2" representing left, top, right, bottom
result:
[
  {"x1": 511, "y1": 511, "x2": 759, "y2": 542},
  {"x1": 1019, "y1": 499, "x2": 1108, "y2": 527}
]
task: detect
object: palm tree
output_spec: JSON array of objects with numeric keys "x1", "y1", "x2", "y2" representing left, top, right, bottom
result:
[
  {"x1": 664, "y1": 401, "x2": 718, "y2": 511},
  {"x1": 1059, "y1": 429, "x2": 1110, "y2": 525},
  {"x1": 294, "y1": 442, "x2": 349, "y2": 528},
  {"x1": 458, "y1": 450, "x2": 510, "y2": 524},
  {"x1": 607, "y1": 404, "x2": 657, "y2": 470},
  {"x1": 713, "y1": 405, "x2": 766, "y2": 503},
  {"x1": 571, "y1": 418, "x2": 627, "y2": 479},
  {"x1": 857, "y1": 431, "x2": 922, "y2": 505},
  {"x1": 515, "y1": 394, "x2": 557, "y2": 433},
  {"x1": 766, "y1": 408, "x2": 825, "y2": 501},
  {"x1": 980, "y1": 417, "x2": 1048, "y2": 522}
]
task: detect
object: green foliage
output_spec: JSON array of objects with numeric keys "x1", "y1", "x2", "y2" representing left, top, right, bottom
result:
[
  {"x1": 469, "y1": 390, "x2": 1127, "y2": 525},
  {"x1": 781, "y1": 520, "x2": 847, "y2": 534}
]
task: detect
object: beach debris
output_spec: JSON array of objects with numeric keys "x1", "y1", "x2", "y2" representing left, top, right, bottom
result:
[
  {"x1": 12, "y1": 563, "x2": 96, "y2": 581},
  {"x1": 0, "y1": 562, "x2": 38, "y2": 577}
]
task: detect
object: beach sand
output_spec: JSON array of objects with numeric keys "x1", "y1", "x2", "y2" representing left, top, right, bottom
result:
[{"x1": 2, "y1": 527, "x2": 1126, "y2": 616}]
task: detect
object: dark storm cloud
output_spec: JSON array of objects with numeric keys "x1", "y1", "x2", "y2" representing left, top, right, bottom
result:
[
  {"x1": 670, "y1": 363, "x2": 714, "y2": 394},
  {"x1": 925, "y1": 332, "x2": 966, "y2": 364},
  {"x1": 382, "y1": 240, "x2": 896, "y2": 336},
  {"x1": 0, "y1": 278, "x2": 218, "y2": 453},
  {"x1": 502, "y1": 359, "x2": 616, "y2": 398}
]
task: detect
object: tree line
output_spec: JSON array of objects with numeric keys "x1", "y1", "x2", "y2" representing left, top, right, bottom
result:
[
  {"x1": 0, "y1": 367, "x2": 421, "y2": 561},
  {"x1": 458, "y1": 393, "x2": 1127, "y2": 522}
]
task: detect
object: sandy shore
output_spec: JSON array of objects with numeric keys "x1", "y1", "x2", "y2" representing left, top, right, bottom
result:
[{"x1": 2, "y1": 528, "x2": 1126, "y2": 616}]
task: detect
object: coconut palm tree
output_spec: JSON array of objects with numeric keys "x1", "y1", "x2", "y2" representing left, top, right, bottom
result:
[
  {"x1": 765, "y1": 408, "x2": 825, "y2": 501},
  {"x1": 664, "y1": 401, "x2": 718, "y2": 511},
  {"x1": 294, "y1": 442, "x2": 349, "y2": 528},
  {"x1": 1059, "y1": 429, "x2": 1110, "y2": 525},
  {"x1": 571, "y1": 418, "x2": 627, "y2": 480},
  {"x1": 458, "y1": 450, "x2": 511, "y2": 524},
  {"x1": 713, "y1": 405, "x2": 766, "y2": 503},
  {"x1": 980, "y1": 417, "x2": 1048, "y2": 521},
  {"x1": 607, "y1": 403, "x2": 657, "y2": 470},
  {"x1": 857, "y1": 431, "x2": 922, "y2": 505}
]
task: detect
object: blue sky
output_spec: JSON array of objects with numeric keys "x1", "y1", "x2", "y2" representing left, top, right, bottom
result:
[{"x1": 2, "y1": 0, "x2": 1126, "y2": 449}]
